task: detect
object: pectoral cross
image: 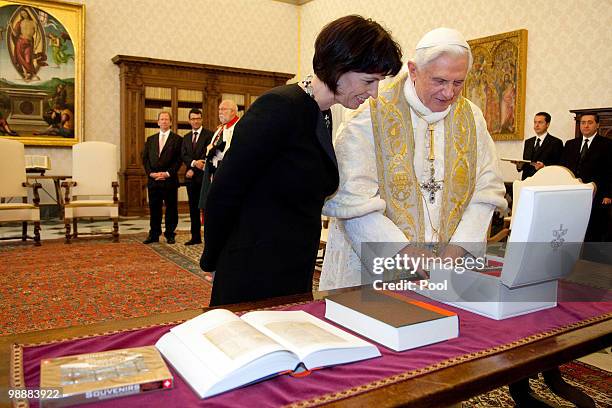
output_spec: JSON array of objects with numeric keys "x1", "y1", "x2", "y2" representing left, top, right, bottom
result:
[
  {"x1": 420, "y1": 166, "x2": 443, "y2": 204},
  {"x1": 420, "y1": 123, "x2": 443, "y2": 204}
]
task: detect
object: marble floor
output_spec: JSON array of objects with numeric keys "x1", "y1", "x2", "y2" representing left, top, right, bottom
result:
[
  {"x1": 0, "y1": 214, "x2": 192, "y2": 241},
  {"x1": 578, "y1": 346, "x2": 612, "y2": 372}
]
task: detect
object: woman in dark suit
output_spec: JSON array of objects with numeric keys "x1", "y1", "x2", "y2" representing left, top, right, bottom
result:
[{"x1": 201, "y1": 15, "x2": 403, "y2": 306}]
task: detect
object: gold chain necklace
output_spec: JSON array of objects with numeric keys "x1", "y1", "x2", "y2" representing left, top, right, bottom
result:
[
  {"x1": 413, "y1": 113, "x2": 443, "y2": 204},
  {"x1": 411, "y1": 112, "x2": 443, "y2": 253}
]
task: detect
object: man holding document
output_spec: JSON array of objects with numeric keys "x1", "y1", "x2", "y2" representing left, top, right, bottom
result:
[{"x1": 513, "y1": 112, "x2": 563, "y2": 180}]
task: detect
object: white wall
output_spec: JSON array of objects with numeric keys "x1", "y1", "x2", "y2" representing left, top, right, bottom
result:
[{"x1": 299, "y1": 0, "x2": 612, "y2": 181}]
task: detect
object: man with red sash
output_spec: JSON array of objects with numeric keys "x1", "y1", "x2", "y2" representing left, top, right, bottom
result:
[{"x1": 199, "y1": 100, "x2": 240, "y2": 210}]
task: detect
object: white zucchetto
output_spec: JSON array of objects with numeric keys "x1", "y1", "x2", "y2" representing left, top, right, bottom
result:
[{"x1": 416, "y1": 27, "x2": 470, "y2": 50}]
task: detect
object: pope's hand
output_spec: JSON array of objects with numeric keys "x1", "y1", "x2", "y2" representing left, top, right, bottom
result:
[
  {"x1": 397, "y1": 245, "x2": 435, "y2": 280},
  {"x1": 439, "y1": 244, "x2": 467, "y2": 262}
]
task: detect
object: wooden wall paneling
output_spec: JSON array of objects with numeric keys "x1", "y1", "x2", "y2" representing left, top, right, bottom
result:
[{"x1": 113, "y1": 55, "x2": 293, "y2": 216}]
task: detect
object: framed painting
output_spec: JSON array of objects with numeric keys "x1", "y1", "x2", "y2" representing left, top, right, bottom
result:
[
  {"x1": 463, "y1": 29, "x2": 527, "y2": 141},
  {"x1": 0, "y1": 0, "x2": 84, "y2": 146}
]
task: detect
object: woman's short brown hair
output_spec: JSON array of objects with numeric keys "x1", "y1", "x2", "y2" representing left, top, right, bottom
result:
[{"x1": 313, "y1": 15, "x2": 403, "y2": 94}]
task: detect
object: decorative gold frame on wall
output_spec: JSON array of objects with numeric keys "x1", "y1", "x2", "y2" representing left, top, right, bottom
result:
[
  {"x1": 0, "y1": 0, "x2": 84, "y2": 146},
  {"x1": 463, "y1": 29, "x2": 528, "y2": 141}
]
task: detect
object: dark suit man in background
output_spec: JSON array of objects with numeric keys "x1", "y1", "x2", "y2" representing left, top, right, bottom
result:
[
  {"x1": 142, "y1": 111, "x2": 183, "y2": 244},
  {"x1": 561, "y1": 113, "x2": 612, "y2": 242},
  {"x1": 516, "y1": 112, "x2": 563, "y2": 180},
  {"x1": 181, "y1": 108, "x2": 213, "y2": 245}
]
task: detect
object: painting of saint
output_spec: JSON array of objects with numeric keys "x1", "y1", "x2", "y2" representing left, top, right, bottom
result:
[
  {"x1": 500, "y1": 74, "x2": 515, "y2": 133},
  {"x1": 0, "y1": 2, "x2": 81, "y2": 145},
  {"x1": 462, "y1": 30, "x2": 527, "y2": 141},
  {"x1": 483, "y1": 71, "x2": 501, "y2": 134},
  {"x1": 8, "y1": 7, "x2": 47, "y2": 81}
]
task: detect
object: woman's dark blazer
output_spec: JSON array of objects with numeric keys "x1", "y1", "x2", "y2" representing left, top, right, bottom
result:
[{"x1": 201, "y1": 84, "x2": 339, "y2": 306}]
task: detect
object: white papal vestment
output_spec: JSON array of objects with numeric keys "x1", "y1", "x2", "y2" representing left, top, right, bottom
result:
[{"x1": 320, "y1": 76, "x2": 507, "y2": 291}]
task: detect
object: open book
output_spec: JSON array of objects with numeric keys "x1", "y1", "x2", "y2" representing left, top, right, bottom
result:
[
  {"x1": 155, "y1": 309, "x2": 380, "y2": 398},
  {"x1": 25, "y1": 155, "x2": 51, "y2": 170}
]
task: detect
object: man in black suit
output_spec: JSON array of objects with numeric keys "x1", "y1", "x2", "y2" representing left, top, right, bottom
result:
[
  {"x1": 516, "y1": 112, "x2": 563, "y2": 180},
  {"x1": 142, "y1": 111, "x2": 183, "y2": 244},
  {"x1": 561, "y1": 113, "x2": 612, "y2": 242},
  {"x1": 181, "y1": 108, "x2": 213, "y2": 245}
]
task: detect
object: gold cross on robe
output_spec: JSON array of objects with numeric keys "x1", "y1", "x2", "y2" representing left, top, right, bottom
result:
[{"x1": 420, "y1": 123, "x2": 443, "y2": 203}]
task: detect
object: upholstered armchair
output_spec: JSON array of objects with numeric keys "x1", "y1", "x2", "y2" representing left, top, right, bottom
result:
[
  {"x1": 489, "y1": 165, "x2": 592, "y2": 243},
  {"x1": 0, "y1": 139, "x2": 41, "y2": 246},
  {"x1": 510, "y1": 165, "x2": 590, "y2": 230},
  {"x1": 62, "y1": 141, "x2": 119, "y2": 243}
]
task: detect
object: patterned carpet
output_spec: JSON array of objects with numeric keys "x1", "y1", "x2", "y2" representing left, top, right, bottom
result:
[
  {"x1": 0, "y1": 233, "x2": 212, "y2": 336},
  {"x1": 463, "y1": 360, "x2": 612, "y2": 407}
]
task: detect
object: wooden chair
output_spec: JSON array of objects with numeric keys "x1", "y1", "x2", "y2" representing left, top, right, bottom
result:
[
  {"x1": 0, "y1": 139, "x2": 41, "y2": 246},
  {"x1": 490, "y1": 165, "x2": 591, "y2": 243},
  {"x1": 511, "y1": 165, "x2": 588, "y2": 229},
  {"x1": 62, "y1": 142, "x2": 119, "y2": 243}
]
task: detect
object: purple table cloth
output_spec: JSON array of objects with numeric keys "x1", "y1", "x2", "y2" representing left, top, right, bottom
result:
[{"x1": 14, "y1": 289, "x2": 612, "y2": 407}]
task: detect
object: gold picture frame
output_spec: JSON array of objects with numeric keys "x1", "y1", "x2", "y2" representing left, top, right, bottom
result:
[
  {"x1": 0, "y1": 0, "x2": 84, "y2": 146},
  {"x1": 463, "y1": 29, "x2": 527, "y2": 141}
]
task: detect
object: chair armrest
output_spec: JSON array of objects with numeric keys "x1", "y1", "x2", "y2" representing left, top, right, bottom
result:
[
  {"x1": 112, "y1": 181, "x2": 119, "y2": 203},
  {"x1": 488, "y1": 228, "x2": 510, "y2": 243},
  {"x1": 22, "y1": 181, "x2": 42, "y2": 206},
  {"x1": 61, "y1": 180, "x2": 77, "y2": 204}
]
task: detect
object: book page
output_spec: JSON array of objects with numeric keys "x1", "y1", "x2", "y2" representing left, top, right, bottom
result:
[
  {"x1": 24, "y1": 155, "x2": 50, "y2": 169},
  {"x1": 263, "y1": 321, "x2": 347, "y2": 349},
  {"x1": 170, "y1": 309, "x2": 286, "y2": 377},
  {"x1": 203, "y1": 320, "x2": 279, "y2": 360},
  {"x1": 242, "y1": 311, "x2": 372, "y2": 361}
]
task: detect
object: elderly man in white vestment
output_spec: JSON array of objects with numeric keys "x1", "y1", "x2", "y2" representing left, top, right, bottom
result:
[{"x1": 320, "y1": 28, "x2": 507, "y2": 291}]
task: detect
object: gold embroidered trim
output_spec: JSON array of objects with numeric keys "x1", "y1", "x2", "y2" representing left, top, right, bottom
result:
[
  {"x1": 439, "y1": 97, "x2": 477, "y2": 241},
  {"x1": 9, "y1": 344, "x2": 27, "y2": 408},
  {"x1": 371, "y1": 72, "x2": 424, "y2": 242},
  {"x1": 370, "y1": 74, "x2": 476, "y2": 244}
]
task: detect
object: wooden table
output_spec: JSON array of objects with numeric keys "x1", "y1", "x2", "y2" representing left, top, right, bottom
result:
[
  {"x1": 0, "y1": 291, "x2": 610, "y2": 408},
  {"x1": 25, "y1": 175, "x2": 70, "y2": 220}
]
